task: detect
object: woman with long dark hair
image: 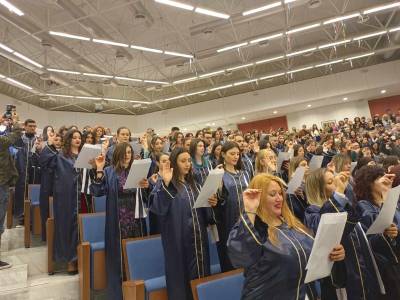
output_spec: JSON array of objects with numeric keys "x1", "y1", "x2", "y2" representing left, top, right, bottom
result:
[
  {"x1": 92, "y1": 142, "x2": 149, "y2": 299},
  {"x1": 355, "y1": 165, "x2": 400, "y2": 299},
  {"x1": 209, "y1": 142, "x2": 222, "y2": 168},
  {"x1": 189, "y1": 138, "x2": 212, "y2": 186},
  {"x1": 43, "y1": 129, "x2": 83, "y2": 273},
  {"x1": 150, "y1": 147, "x2": 216, "y2": 300},
  {"x1": 214, "y1": 141, "x2": 248, "y2": 272}
]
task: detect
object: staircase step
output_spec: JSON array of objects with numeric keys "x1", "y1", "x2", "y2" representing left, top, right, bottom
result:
[{"x1": 0, "y1": 263, "x2": 28, "y2": 292}]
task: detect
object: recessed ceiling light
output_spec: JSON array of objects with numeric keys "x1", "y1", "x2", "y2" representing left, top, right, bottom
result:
[
  {"x1": 241, "y1": 117, "x2": 246, "y2": 120},
  {"x1": 381, "y1": 89, "x2": 386, "y2": 94},
  {"x1": 273, "y1": 111, "x2": 278, "y2": 114},
  {"x1": 307, "y1": 104, "x2": 312, "y2": 107},
  {"x1": 183, "y1": 128, "x2": 187, "y2": 131},
  {"x1": 343, "y1": 97, "x2": 348, "y2": 101},
  {"x1": 206, "y1": 123, "x2": 211, "y2": 126},
  {"x1": 211, "y1": 122, "x2": 215, "y2": 126}
]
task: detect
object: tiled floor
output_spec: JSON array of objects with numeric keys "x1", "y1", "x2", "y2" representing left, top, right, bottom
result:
[{"x1": 0, "y1": 227, "x2": 80, "y2": 300}]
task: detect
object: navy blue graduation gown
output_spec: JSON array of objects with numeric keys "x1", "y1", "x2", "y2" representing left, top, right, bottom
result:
[
  {"x1": 192, "y1": 158, "x2": 212, "y2": 186},
  {"x1": 214, "y1": 170, "x2": 248, "y2": 272},
  {"x1": 14, "y1": 134, "x2": 40, "y2": 218},
  {"x1": 41, "y1": 150, "x2": 80, "y2": 264},
  {"x1": 105, "y1": 144, "x2": 115, "y2": 164},
  {"x1": 90, "y1": 166, "x2": 147, "y2": 300},
  {"x1": 241, "y1": 154, "x2": 254, "y2": 183},
  {"x1": 147, "y1": 174, "x2": 161, "y2": 235},
  {"x1": 287, "y1": 184, "x2": 309, "y2": 222},
  {"x1": 38, "y1": 144, "x2": 57, "y2": 241},
  {"x1": 227, "y1": 213, "x2": 316, "y2": 300},
  {"x1": 307, "y1": 194, "x2": 381, "y2": 300},
  {"x1": 150, "y1": 180, "x2": 213, "y2": 300},
  {"x1": 356, "y1": 200, "x2": 400, "y2": 299}
]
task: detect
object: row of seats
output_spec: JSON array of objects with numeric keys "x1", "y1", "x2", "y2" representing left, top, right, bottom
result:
[
  {"x1": 8, "y1": 184, "x2": 245, "y2": 300},
  {"x1": 79, "y1": 212, "x2": 240, "y2": 300}
]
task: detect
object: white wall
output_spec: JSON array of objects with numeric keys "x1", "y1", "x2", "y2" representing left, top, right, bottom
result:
[
  {"x1": 0, "y1": 93, "x2": 48, "y2": 127},
  {"x1": 287, "y1": 99, "x2": 371, "y2": 129}
]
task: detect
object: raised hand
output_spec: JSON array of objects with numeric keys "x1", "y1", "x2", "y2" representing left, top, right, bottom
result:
[
  {"x1": 101, "y1": 139, "x2": 110, "y2": 154},
  {"x1": 161, "y1": 161, "x2": 173, "y2": 187},
  {"x1": 47, "y1": 131, "x2": 55, "y2": 145},
  {"x1": 95, "y1": 154, "x2": 106, "y2": 171},
  {"x1": 243, "y1": 189, "x2": 261, "y2": 213},
  {"x1": 334, "y1": 171, "x2": 350, "y2": 194}
]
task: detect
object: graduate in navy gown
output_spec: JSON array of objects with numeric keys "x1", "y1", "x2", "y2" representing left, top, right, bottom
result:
[
  {"x1": 14, "y1": 119, "x2": 41, "y2": 223},
  {"x1": 214, "y1": 141, "x2": 249, "y2": 272},
  {"x1": 147, "y1": 135, "x2": 164, "y2": 178},
  {"x1": 92, "y1": 142, "x2": 149, "y2": 300},
  {"x1": 189, "y1": 138, "x2": 212, "y2": 186},
  {"x1": 286, "y1": 156, "x2": 309, "y2": 221},
  {"x1": 228, "y1": 173, "x2": 345, "y2": 300},
  {"x1": 150, "y1": 147, "x2": 217, "y2": 300},
  {"x1": 234, "y1": 135, "x2": 254, "y2": 182},
  {"x1": 209, "y1": 142, "x2": 222, "y2": 169},
  {"x1": 305, "y1": 168, "x2": 382, "y2": 299},
  {"x1": 38, "y1": 133, "x2": 62, "y2": 241},
  {"x1": 105, "y1": 126, "x2": 131, "y2": 163},
  {"x1": 147, "y1": 152, "x2": 169, "y2": 235},
  {"x1": 354, "y1": 165, "x2": 400, "y2": 299},
  {"x1": 42, "y1": 129, "x2": 83, "y2": 273}
]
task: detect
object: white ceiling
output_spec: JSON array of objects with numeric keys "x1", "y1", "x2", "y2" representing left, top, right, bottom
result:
[{"x1": 0, "y1": 0, "x2": 399, "y2": 115}]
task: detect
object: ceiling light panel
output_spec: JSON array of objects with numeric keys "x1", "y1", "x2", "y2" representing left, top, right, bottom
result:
[
  {"x1": 13, "y1": 52, "x2": 43, "y2": 68},
  {"x1": 353, "y1": 30, "x2": 387, "y2": 41},
  {"x1": 314, "y1": 59, "x2": 343, "y2": 67},
  {"x1": 286, "y1": 23, "x2": 321, "y2": 34},
  {"x1": 217, "y1": 42, "x2": 248, "y2": 53},
  {"x1": 92, "y1": 39, "x2": 129, "y2": 47},
  {"x1": 249, "y1": 33, "x2": 283, "y2": 44},
  {"x1": 0, "y1": 42, "x2": 13, "y2": 52},
  {"x1": 286, "y1": 47, "x2": 316, "y2": 57},
  {"x1": 242, "y1": 1, "x2": 281, "y2": 16},
  {"x1": 318, "y1": 39, "x2": 351, "y2": 49},
  {"x1": 345, "y1": 52, "x2": 375, "y2": 60},
  {"x1": 194, "y1": 7, "x2": 230, "y2": 19},
  {"x1": 49, "y1": 31, "x2": 90, "y2": 41},
  {"x1": 130, "y1": 45, "x2": 163, "y2": 53},
  {"x1": 6, "y1": 78, "x2": 32, "y2": 90},
  {"x1": 164, "y1": 51, "x2": 193, "y2": 58},
  {"x1": 114, "y1": 76, "x2": 143, "y2": 82},
  {"x1": 363, "y1": 2, "x2": 400, "y2": 14},
  {"x1": 323, "y1": 13, "x2": 361, "y2": 25},
  {"x1": 0, "y1": 0, "x2": 24, "y2": 16},
  {"x1": 155, "y1": 0, "x2": 194, "y2": 10},
  {"x1": 47, "y1": 68, "x2": 81, "y2": 75}
]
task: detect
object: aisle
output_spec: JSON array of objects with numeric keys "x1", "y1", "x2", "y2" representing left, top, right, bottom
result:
[{"x1": 0, "y1": 227, "x2": 79, "y2": 300}]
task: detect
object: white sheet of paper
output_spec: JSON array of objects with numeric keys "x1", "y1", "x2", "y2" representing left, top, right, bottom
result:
[
  {"x1": 74, "y1": 144, "x2": 102, "y2": 169},
  {"x1": 163, "y1": 141, "x2": 170, "y2": 153},
  {"x1": 193, "y1": 168, "x2": 224, "y2": 209},
  {"x1": 309, "y1": 155, "x2": 324, "y2": 171},
  {"x1": 366, "y1": 185, "x2": 400, "y2": 235},
  {"x1": 130, "y1": 142, "x2": 143, "y2": 156},
  {"x1": 123, "y1": 158, "x2": 152, "y2": 189},
  {"x1": 350, "y1": 162, "x2": 357, "y2": 173},
  {"x1": 304, "y1": 212, "x2": 347, "y2": 283},
  {"x1": 277, "y1": 152, "x2": 290, "y2": 173},
  {"x1": 286, "y1": 167, "x2": 306, "y2": 194}
]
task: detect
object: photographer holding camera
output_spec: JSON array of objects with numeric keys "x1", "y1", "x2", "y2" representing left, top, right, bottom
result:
[{"x1": 0, "y1": 109, "x2": 22, "y2": 269}]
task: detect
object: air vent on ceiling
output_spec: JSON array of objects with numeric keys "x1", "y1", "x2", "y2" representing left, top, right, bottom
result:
[
  {"x1": 40, "y1": 72, "x2": 51, "y2": 80},
  {"x1": 309, "y1": 0, "x2": 321, "y2": 8}
]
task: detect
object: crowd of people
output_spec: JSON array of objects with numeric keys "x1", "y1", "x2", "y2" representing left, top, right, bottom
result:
[{"x1": 0, "y1": 107, "x2": 400, "y2": 300}]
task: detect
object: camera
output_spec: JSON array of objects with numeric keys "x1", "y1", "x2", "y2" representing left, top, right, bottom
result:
[{"x1": 3, "y1": 104, "x2": 16, "y2": 119}]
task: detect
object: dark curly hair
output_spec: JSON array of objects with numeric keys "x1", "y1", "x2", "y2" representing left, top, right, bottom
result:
[
  {"x1": 62, "y1": 129, "x2": 82, "y2": 157},
  {"x1": 354, "y1": 165, "x2": 385, "y2": 202},
  {"x1": 352, "y1": 156, "x2": 373, "y2": 177},
  {"x1": 390, "y1": 164, "x2": 400, "y2": 188},
  {"x1": 382, "y1": 155, "x2": 399, "y2": 172}
]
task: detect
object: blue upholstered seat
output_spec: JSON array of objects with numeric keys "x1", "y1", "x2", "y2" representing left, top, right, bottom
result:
[
  {"x1": 125, "y1": 236, "x2": 166, "y2": 294},
  {"x1": 80, "y1": 213, "x2": 106, "y2": 289},
  {"x1": 29, "y1": 185, "x2": 40, "y2": 205},
  {"x1": 196, "y1": 272, "x2": 244, "y2": 300},
  {"x1": 93, "y1": 195, "x2": 106, "y2": 212}
]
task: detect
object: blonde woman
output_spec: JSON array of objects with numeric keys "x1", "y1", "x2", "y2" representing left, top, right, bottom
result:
[
  {"x1": 227, "y1": 173, "x2": 345, "y2": 300},
  {"x1": 255, "y1": 149, "x2": 277, "y2": 175},
  {"x1": 304, "y1": 168, "x2": 379, "y2": 300}
]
